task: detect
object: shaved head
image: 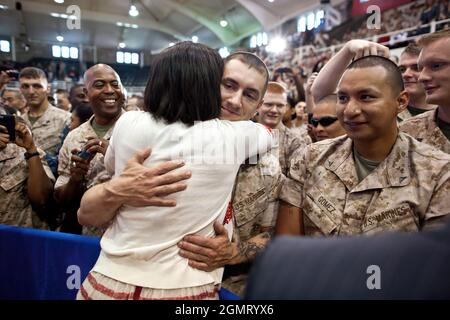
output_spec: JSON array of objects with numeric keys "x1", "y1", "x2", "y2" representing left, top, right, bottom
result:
[
  {"x1": 82, "y1": 64, "x2": 125, "y2": 120},
  {"x1": 347, "y1": 55, "x2": 404, "y2": 95},
  {"x1": 83, "y1": 64, "x2": 122, "y2": 86}
]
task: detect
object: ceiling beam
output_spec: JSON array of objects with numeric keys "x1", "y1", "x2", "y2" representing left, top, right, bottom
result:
[
  {"x1": 235, "y1": 0, "x2": 324, "y2": 31},
  {"x1": 234, "y1": 0, "x2": 281, "y2": 29},
  {"x1": 164, "y1": 0, "x2": 261, "y2": 46},
  {"x1": 17, "y1": 0, "x2": 188, "y2": 41}
]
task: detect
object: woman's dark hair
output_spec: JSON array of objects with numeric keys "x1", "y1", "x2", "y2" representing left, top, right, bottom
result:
[
  {"x1": 144, "y1": 41, "x2": 223, "y2": 125},
  {"x1": 73, "y1": 102, "x2": 93, "y2": 124}
]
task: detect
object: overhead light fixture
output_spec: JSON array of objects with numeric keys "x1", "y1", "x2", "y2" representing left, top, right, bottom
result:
[
  {"x1": 192, "y1": 36, "x2": 198, "y2": 43},
  {"x1": 54, "y1": 0, "x2": 64, "y2": 3},
  {"x1": 116, "y1": 22, "x2": 123, "y2": 26},
  {"x1": 51, "y1": 12, "x2": 60, "y2": 17},
  {"x1": 56, "y1": 35, "x2": 64, "y2": 42},
  {"x1": 60, "y1": 13, "x2": 68, "y2": 19},
  {"x1": 266, "y1": 37, "x2": 287, "y2": 54},
  {"x1": 119, "y1": 42, "x2": 126, "y2": 48},
  {"x1": 0, "y1": 4, "x2": 9, "y2": 10},
  {"x1": 131, "y1": 24, "x2": 138, "y2": 29},
  {"x1": 268, "y1": 0, "x2": 275, "y2": 3},
  {"x1": 124, "y1": 23, "x2": 131, "y2": 28},
  {"x1": 129, "y1": 5, "x2": 139, "y2": 17},
  {"x1": 220, "y1": 20, "x2": 228, "y2": 28},
  {"x1": 219, "y1": 47, "x2": 230, "y2": 58}
]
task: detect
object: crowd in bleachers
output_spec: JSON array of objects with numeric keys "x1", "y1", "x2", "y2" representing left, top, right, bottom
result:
[
  {"x1": 1, "y1": 0, "x2": 450, "y2": 300},
  {"x1": 254, "y1": 0, "x2": 450, "y2": 81}
]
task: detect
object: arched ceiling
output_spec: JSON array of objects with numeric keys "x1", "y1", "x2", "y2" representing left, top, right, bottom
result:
[{"x1": 0, "y1": 0, "x2": 338, "y2": 52}]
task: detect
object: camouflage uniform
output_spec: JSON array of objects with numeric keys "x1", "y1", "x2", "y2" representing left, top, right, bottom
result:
[
  {"x1": 290, "y1": 125, "x2": 313, "y2": 146},
  {"x1": 280, "y1": 133, "x2": 450, "y2": 236},
  {"x1": 221, "y1": 152, "x2": 282, "y2": 297},
  {"x1": 0, "y1": 143, "x2": 54, "y2": 229},
  {"x1": 400, "y1": 108, "x2": 450, "y2": 154},
  {"x1": 23, "y1": 105, "x2": 70, "y2": 157},
  {"x1": 276, "y1": 123, "x2": 304, "y2": 176},
  {"x1": 397, "y1": 108, "x2": 413, "y2": 122},
  {"x1": 56, "y1": 115, "x2": 118, "y2": 236}
]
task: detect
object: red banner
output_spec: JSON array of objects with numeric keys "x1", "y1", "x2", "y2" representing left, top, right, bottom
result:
[{"x1": 352, "y1": 0, "x2": 412, "y2": 16}]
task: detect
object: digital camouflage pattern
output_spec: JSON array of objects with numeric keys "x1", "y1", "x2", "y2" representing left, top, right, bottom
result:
[
  {"x1": 56, "y1": 116, "x2": 116, "y2": 236},
  {"x1": 276, "y1": 123, "x2": 305, "y2": 176},
  {"x1": 222, "y1": 152, "x2": 282, "y2": 296},
  {"x1": 400, "y1": 108, "x2": 450, "y2": 154},
  {"x1": 0, "y1": 143, "x2": 54, "y2": 229},
  {"x1": 280, "y1": 133, "x2": 450, "y2": 236},
  {"x1": 23, "y1": 106, "x2": 70, "y2": 157},
  {"x1": 397, "y1": 108, "x2": 413, "y2": 122}
]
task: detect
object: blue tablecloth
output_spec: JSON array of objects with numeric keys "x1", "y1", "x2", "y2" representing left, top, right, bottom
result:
[{"x1": 0, "y1": 225, "x2": 239, "y2": 300}]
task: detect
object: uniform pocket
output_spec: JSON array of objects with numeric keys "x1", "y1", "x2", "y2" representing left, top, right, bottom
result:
[
  {"x1": 0, "y1": 163, "x2": 28, "y2": 192},
  {"x1": 303, "y1": 186, "x2": 342, "y2": 235}
]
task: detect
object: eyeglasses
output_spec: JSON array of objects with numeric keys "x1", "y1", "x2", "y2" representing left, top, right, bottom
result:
[{"x1": 311, "y1": 116, "x2": 339, "y2": 127}]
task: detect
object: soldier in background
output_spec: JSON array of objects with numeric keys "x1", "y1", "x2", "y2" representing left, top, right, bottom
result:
[
  {"x1": 400, "y1": 30, "x2": 450, "y2": 153},
  {"x1": 310, "y1": 94, "x2": 346, "y2": 142},
  {"x1": 397, "y1": 42, "x2": 436, "y2": 122},
  {"x1": 254, "y1": 81, "x2": 304, "y2": 175},
  {"x1": 1, "y1": 88, "x2": 28, "y2": 116},
  {"x1": 19, "y1": 67, "x2": 70, "y2": 159}
]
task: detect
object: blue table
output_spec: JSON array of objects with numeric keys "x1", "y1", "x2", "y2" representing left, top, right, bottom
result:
[{"x1": 0, "y1": 225, "x2": 239, "y2": 300}]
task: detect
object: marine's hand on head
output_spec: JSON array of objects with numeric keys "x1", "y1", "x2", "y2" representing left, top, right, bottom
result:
[{"x1": 345, "y1": 40, "x2": 390, "y2": 60}]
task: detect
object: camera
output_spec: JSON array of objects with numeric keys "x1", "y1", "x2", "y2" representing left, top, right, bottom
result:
[
  {"x1": 0, "y1": 65, "x2": 20, "y2": 81},
  {"x1": 77, "y1": 149, "x2": 91, "y2": 160},
  {"x1": 0, "y1": 114, "x2": 16, "y2": 141}
]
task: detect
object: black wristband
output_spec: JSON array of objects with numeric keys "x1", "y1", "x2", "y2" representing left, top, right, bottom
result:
[{"x1": 24, "y1": 151, "x2": 40, "y2": 160}]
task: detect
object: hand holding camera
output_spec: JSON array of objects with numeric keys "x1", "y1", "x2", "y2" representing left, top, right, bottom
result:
[
  {"x1": 0, "y1": 116, "x2": 37, "y2": 153},
  {"x1": 84, "y1": 136, "x2": 109, "y2": 156},
  {"x1": 0, "y1": 114, "x2": 16, "y2": 142},
  {"x1": 70, "y1": 146, "x2": 92, "y2": 183},
  {"x1": 15, "y1": 121, "x2": 36, "y2": 152}
]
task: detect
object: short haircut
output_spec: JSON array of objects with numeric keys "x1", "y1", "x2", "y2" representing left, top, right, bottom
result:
[
  {"x1": 19, "y1": 67, "x2": 47, "y2": 81},
  {"x1": 346, "y1": 55, "x2": 404, "y2": 94},
  {"x1": 224, "y1": 51, "x2": 269, "y2": 97},
  {"x1": 266, "y1": 81, "x2": 287, "y2": 95},
  {"x1": 83, "y1": 64, "x2": 121, "y2": 86},
  {"x1": 56, "y1": 89, "x2": 69, "y2": 96},
  {"x1": 418, "y1": 29, "x2": 450, "y2": 47},
  {"x1": 1, "y1": 87, "x2": 24, "y2": 99},
  {"x1": 144, "y1": 41, "x2": 223, "y2": 125},
  {"x1": 402, "y1": 42, "x2": 422, "y2": 57},
  {"x1": 69, "y1": 84, "x2": 85, "y2": 98},
  {"x1": 316, "y1": 94, "x2": 337, "y2": 106},
  {"x1": 73, "y1": 102, "x2": 93, "y2": 124}
]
